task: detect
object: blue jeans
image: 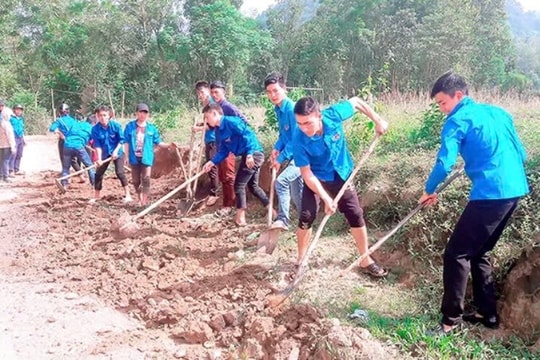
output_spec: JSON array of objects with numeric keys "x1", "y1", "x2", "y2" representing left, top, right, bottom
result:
[
  {"x1": 275, "y1": 161, "x2": 303, "y2": 226},
  {"x1": 62, "y1": 147, "x2": 95, "y2": 187}
]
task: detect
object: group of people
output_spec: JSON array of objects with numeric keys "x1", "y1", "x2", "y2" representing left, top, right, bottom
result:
[
  {"x1": 0, "y1": 100, "x2": 26, "y2": 182},
  {"x1": 4, "y1": 69, "x2": 528, "y2": 336},
  {"x1": 49, "y1": 102, "x2": 175, "y2": 206},
  {"x1": 193, "y1": 71, "x2": 530, "y2": 336}
]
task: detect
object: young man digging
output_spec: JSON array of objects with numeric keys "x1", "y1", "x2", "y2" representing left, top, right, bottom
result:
[
  {"x1": 292, "y1": 96, "x2": 388, "y2": 278},
  {"x1": 90, "y1": 105, "x2": 132, "y2": 204},
  {"x1": 201, "y1": 103, "x2": 270, "y2": 227},
  {"x1": 264, "y1": 72, "x2": 303, "y2": 231},
  {"x1": 419, "y1": 71, "x2": 529, "y2": 335}
]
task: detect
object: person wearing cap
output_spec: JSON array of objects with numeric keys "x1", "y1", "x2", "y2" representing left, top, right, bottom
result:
[
  {"x1": 192, "y1": 81, "x2": 219, "y2": 206},
  {"x1": 8, "y1": 104, "x2": 25, "y2": 176},
  {"x1": 264, "y1": 72, "x2": 304, "y2": 231},
  {"x1": 50, "y1": 103, "x2": 84, "y2": 176},
  {"x1": 202, "y1": 103, "x2": 270, "y2": 226},
  {"x1": 90, "y1": 105, "x2": 132, "y2": 204},
  {"x1": 0, "y1": 99, "x2": 16, "y2": 182},
  {"x1": 209, "y1": 80, "x2": 249, "y2": 217},
  {"x1": 124, "y1": 103, "x2": 176, "y2": 206}
]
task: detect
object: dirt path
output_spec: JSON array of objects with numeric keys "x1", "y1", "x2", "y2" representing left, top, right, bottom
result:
[{"x1": 0, "y1": 135, "x2": 398, "y2": 359}]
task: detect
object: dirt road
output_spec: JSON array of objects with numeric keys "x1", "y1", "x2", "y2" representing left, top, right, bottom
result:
[{"x1": 0, "y1": 135, "x2": 396, "y2": 359}]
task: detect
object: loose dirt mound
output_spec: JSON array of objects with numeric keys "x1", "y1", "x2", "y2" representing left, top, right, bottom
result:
[
  {"x1": 0, "y1": 135, "x2": 397, "y2": 359},
  {"x1": 500, "y1": 243, "x2": 540, "y2": 341}
]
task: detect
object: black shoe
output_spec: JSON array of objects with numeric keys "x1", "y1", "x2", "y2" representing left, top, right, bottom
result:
[{"x1": 462, "y1": 313, "x2": 499, "y2": 329}]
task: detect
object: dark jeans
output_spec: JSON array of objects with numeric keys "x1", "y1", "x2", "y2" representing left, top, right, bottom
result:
[
  {"x1": 9, "y1": 136, "x2": 24, "y2": 172},
  {"x1": 441, "y1": 197, "x2": 520, "y2": 326},
  {"x1": 58, "y1": 139, "x2": 81, "y2": 172},
  {"x1": 205, "y1": 141, "x2": 219, "y2": 196},
  {"x1": 234, "y1": 152, "x2": 269, "y2": 209},
  {"x1": 61, "y1": 147, "x2": 95, "y2": 187},
  {"x1": 94, "y1": 154, "x2": 128, "y2": 191},
  {"x1": 131, "y1": 158, "x2": 151, "y2": 195},
  {"x1": 0, "y1": 147, "x2": 12, "y2": 180},
  {"x1": 299, "y1": 173, "x2": 365, "y2": 229}
]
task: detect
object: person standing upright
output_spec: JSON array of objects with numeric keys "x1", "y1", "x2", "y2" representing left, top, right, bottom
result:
[
  {"x1": 418, "y1": 71, "x2": 529, "y2": 335},
  {"x1": 8, "y1": 104, "x2": 25, "y2": 176},
  {"x1": 264, "y1": 72, "x2": 304, "y2": 231},
  {"x1": 209, "y1": 80, "x2": 249, "y2": 217},
  {"x1": 0, "y1": 99, "x2": 16, "y2": 183}
]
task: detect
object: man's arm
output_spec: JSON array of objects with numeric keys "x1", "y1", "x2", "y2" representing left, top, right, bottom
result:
[{"x1": 348, "y1": 97, "x2": 388, "y2": 135}]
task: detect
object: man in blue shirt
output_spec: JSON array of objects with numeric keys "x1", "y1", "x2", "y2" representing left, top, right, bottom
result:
[
  {"x1": 50, "y1": 107, "x2": 95, "y2": 191},
  {"x1": 210, "y1": 80, "x2": 249, "y2": 217},
  {"x1": 193, "y1": 80, "x2": 219, "y2": 206},
  {"x1": 90, "y1": 105, "x2": 132, "y2": 204},
  {"x1": 50, "y1": 103, "x2": 83, "y2": 176},
  {"x1": 9, "y1": 104, "x2": 25, "y2": 176},
  {"x1": 201, "y1": 103, "x2": 269, "y2": 227},
  {"x1": 418, "y1": 71, "x2": 529, "y2": 335},
  {"x1": 264, "y1": 72, "x2": 303, "y2": 231},
  {"x1": 293, "y1": 96, "x2": 388, "y2": 278}
]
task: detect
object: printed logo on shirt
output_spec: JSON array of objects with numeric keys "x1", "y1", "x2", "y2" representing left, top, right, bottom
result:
[
  {"x1": 284, "y1": 125, "x2": 289, "y2": 131},
  {"x1": 332, "y1": 133, "x2": 341, "y2": 141}
]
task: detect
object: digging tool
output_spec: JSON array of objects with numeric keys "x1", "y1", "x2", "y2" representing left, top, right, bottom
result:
[
  {"x1": 268, "y1": 135, "x2": 381, "y2": 308},
  {"x1": 177, "y1": 117, "x2": 202, "y2": 214},
  {"x1": 54, "y1": 157, "x2": 113, "y2": 193},
  {"x1": 113, "y1": 170, "x2": 206, "y2": 239},
  {"x1": 256, "y1": 167, "x2": 279, "y2": 253},
  {"x1": 342, "y1": 166, "x2": 465, "y2": 275}
]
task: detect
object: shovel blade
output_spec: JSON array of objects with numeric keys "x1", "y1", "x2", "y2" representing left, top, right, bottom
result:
[
  {"x1": 54, "y1": 179, "x2": 66, "y2": 194},
  {"x1": 111, "y1": 211, "x2": 139, "y2": 240},
  {"x1": 177, "y1": 199, "x2": 195, "y2": 217},
  {"x1": 257, "y1": 228, "x2": 281, "y2": 255}
]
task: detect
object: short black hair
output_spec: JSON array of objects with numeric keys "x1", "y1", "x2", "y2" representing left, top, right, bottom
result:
[
  {"x1": 97, "y1": 105, "x2": 111, "y2": 113},
  {"x1": 202, "y1": 103, "x2": 223, "y2": 114},
  {"x1": 430, "y1": 71, "x2": 469, "y2": 98},
  {"x1": 195, "y1": 80, "x2": 209, "y2": 90},
  {"x1": 293, "y1": 96, "x2": 320, "y2": 116},
  {"x1": 264, "y1": 71, "x2": 285, "y2": 88},
  {"x1": 210, "y1": 80, "x2": 226, "y2": 90}
]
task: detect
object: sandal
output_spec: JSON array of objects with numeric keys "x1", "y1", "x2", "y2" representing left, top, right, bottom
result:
[{"x1": 359, "y1": 263, "x2": 388, "y2": 278}]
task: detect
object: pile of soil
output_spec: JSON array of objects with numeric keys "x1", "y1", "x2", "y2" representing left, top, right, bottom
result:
[{"x1": 0, "y1": 135, "x2": 396, "y2": 359}]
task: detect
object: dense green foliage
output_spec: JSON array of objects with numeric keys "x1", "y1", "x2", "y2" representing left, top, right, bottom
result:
[{"x1": 0, "y1": 0, "x2": 538, "y2": 134}]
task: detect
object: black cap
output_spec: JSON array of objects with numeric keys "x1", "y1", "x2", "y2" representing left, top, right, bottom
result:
[
  {"x1": 13, "y1": 104, "x2": 24, "y2": 110},
  {"x1": 136, "y1": 103, "x2": 150, "y2": 112},
  {"x1": 210, "y1": 80, "x2": 226, "y2": 90}
]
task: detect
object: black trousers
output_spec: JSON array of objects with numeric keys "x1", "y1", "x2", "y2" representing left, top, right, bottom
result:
[
  {"x1": 94, "y1": 154, "x2": 129, "y2": 191},
  {"x1": 234, "y1": 152, "x2": 268, "y2": 209},
  {"x1": 441, "y1": 197, "x2": 520, "y2": 326}
]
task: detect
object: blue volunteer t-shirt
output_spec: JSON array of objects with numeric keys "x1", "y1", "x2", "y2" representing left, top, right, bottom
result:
[
  {"x1": 91, "y1": 120, "x2": 125, "y2": 159},
  {"x1": 273, "y1": 97, "x2": 297, "y2": 164},
  {"x1": 211, "y1": 115, "x2": 263, "y2": 165},
  {"x1": 293, "y1": 100, "x2": 355, "y2": 182}
]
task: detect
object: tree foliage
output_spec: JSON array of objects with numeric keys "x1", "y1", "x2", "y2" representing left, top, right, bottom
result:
[{"x1": 0, "y1": 0, "x2": 536, "y2": 133}]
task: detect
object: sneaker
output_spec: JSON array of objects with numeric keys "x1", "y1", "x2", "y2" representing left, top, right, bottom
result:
[
  {"x1": 123, "y1": 196, "x2": 133, "y2": 204},
  {"x1": 8, "y1": 172, "x2": 15, "y2": 178},
  {"x1": 15, "y1": 171, "x2": 24, "y2": 175},
  {"x1": 270, "y1": 219, "x2": 288, "y2": 231},
  {"x1": 426, "y1": 323, "x2": 459, "y2": 337},
  {"x1": 88, "y1": 198, "x2": 98, "y2": 204},
  {"x1": 206, "y1": 195, "x2": 219, "y2": 206},
  {"x1": 462, "y1": 313, "x2": 499, "y2": 329}
]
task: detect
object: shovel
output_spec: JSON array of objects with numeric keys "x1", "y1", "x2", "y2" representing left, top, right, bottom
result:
[
  {"x1": 268, "y1": 135, "x2": 380, "y2": 308},
  {"x1": 256, "y1": 167, "x2": 280, "y2": 253},
  {"x1": 54, "y1": 157, "x2": 112, "y2": 193},
  {"x1": 342, "y1": 166, "x2": 465, "y2": 275},
  {"x1": 177, "y1": 118, "x2": 204, "y2": 215},
  {"x1": 112, "y1": 171, "x2": 205, "y2": 239}
]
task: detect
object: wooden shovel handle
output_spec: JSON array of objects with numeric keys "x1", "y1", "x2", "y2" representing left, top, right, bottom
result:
[
  {"x1": 56, "y1": 156, "x2": 113, "y2": 181},
  {"x1": 267, "y1": 167, "x2": 277, "y2": 227},
  {"x1": 133, "y1": 171, "x2": 206, "y2": 220}
]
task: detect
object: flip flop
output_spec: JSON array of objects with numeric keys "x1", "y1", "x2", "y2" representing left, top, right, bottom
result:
[{"x1": 359, "y1": 262, "x2": 388, "y2": 278}]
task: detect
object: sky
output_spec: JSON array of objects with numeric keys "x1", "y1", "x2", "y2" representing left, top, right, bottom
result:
[{"x1": 240, "y1": 0, "x2": 540, "y2": 16}]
